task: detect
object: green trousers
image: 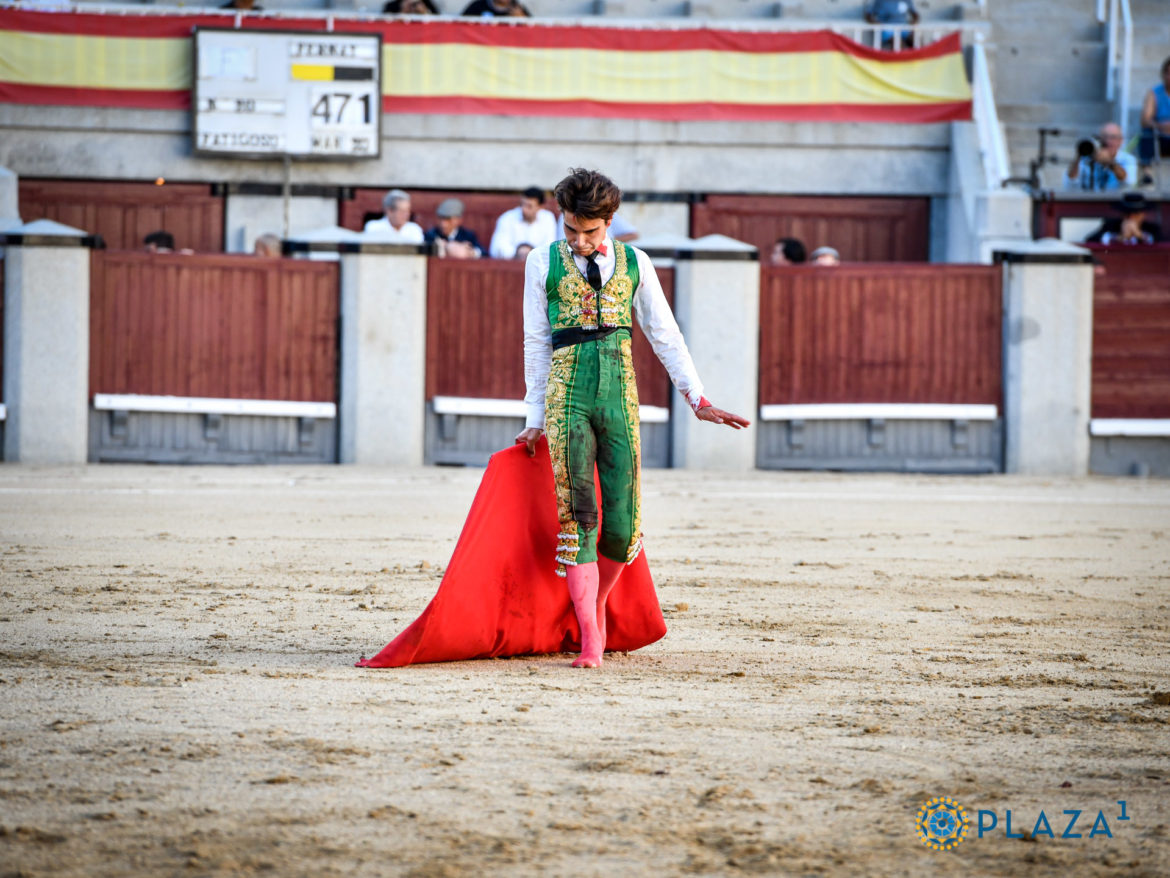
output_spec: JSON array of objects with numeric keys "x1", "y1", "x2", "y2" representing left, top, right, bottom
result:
[{"x1": 545, "y1": 330, "x2": 642, "y2": 574}]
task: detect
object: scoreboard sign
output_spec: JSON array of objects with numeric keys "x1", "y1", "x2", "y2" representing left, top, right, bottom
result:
[{"x1": 193, "y1": 29, "x2": 382, "y2": 160}]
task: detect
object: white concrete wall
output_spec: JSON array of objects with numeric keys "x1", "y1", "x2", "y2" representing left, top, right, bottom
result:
[
  {"x1": 999, "y1": 245, "x2": 1094, "y2": 476},
  {"x1": 2, "y1": 244, "x2": 91, "y2": 464},
  {"x1": 0, "y1": 106, "x2": 954, "y2": 199},
  {"x1": 225, "y1": 194, "x2": 339, "y2": 253},
  {"x1": 669, "y1": 256, "x2": 760, "y2": 471},
  {"x1": 337, "y1": 251, "x2": 428, "y2": 465}
]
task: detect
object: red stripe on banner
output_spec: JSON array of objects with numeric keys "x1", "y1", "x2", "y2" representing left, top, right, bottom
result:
[
  {"x1": 0, "y1": 10, "x2": 962, "y2": 61},
  {"x1": 0, "y1": 9, "x2": 330, "y2": 37},
  {"x1": 384, "y1": 95, "x2": 973, "y2": 123},
  {"x1": 0, "y1": 81, "x2": 189, "y2": 110}
]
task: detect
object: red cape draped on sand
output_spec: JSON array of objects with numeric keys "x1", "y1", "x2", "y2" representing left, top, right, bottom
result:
[{"x1": 355, "y1": 439, "x2": 667, "y2": 668}]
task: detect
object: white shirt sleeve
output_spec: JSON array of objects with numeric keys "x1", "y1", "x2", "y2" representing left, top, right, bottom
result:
[
  {"x1": 522, "y1": 247, "x2": 553, "y2": 429},
  {"x1": 631, "y1": 247, "x2": 705, "y2": 411},
  {"x1": 489, "y1": 209, "x2": 515, "y2": 260}
]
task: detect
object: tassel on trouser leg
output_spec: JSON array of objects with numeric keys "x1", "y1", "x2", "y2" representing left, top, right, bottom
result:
[{"x1": 567, "y1": 562, "x2": 602, "y2": 668}]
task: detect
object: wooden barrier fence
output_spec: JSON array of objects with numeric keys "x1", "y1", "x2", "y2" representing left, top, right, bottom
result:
[
  {"x1": 759, "y1": 264, "x2": 1002, "y2": 406},
  {"x1": 425, "y1": 257, "x2": 675, "y2": 409},
  {"x1": 1092, "y1": 272, "x2": 1170, "y2": 419},
  {"x1": 89, "y1": 251, "x2": 338, "y2": 401}
]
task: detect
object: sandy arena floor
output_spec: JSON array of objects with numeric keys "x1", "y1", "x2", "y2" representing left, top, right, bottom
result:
[{"x1": 1, "y1": 463, "x2": 1168, "y2": 877}]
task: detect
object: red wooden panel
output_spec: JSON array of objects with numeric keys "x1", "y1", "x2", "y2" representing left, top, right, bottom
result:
[
  {"x1": 1084, "y1": 244, "x2": 1170, "y2": 277},
  {"x1": 89, "y1": 252, "x2": 338, "y2": 401},
  {"x1": 342, "y1": 188, "x2": 557, "y2": 254},
  {"x1": 692, "y1": 195, "x2": 930, "y2": 263},
  {"x1": 1034, "y1": 199, "x2": 1170, "y2": 240},
  {"x1": 1092, "y1": 272, "x2": 1170, "y2": 419},
  {"x1": 425, "y1": 259, "x2": 675, "y2": 409},
  {"x1": 759, "y1": 264, "x2": 1001, "y2": 406},
  {"x1": 20, "y1": 180, "x2": 225, "y2": 252}
]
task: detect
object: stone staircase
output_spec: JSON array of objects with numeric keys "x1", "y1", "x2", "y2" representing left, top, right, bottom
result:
[{"x1": 989, "y1": 0, "x2": 1169, "y2": 189}]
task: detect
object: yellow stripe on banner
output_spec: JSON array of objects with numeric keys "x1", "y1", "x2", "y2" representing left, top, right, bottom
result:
[
  {"x1": 0, "y1": 29, "x2": 189, "y2": 91},
  {"x1": 384, "y1": 44, "x2": 971, "y2": 105},
  {"x1": 290, "y1": 64, "x2": 335, "y2": 82}
]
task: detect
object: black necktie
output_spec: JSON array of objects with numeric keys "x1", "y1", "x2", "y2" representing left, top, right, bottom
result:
[{"x1": 585, "y1": 251, "x2": 602, "y2": 292}]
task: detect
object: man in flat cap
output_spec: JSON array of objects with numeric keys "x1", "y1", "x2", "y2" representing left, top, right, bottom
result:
[{"x1": 424, "y1": 197, "x2": 484, "y2": 259}]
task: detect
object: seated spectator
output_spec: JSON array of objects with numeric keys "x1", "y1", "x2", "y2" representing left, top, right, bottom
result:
[
  {"x1": 865, "y1": 0, "x2": 919, "y2": 49},
  {"x1": 809, "y1": 246, "x2": 841, "y2": 266},
  {"x1": 1085, "y1": 193, "x2": 1163, "y2": 245},
  {"x1": 1138, "y1": 56, "x2": 1170, "y2": 184},
  {"x1": 771, "y1": 237, "x2": 807, "y2": 265},
  {"x1": 425, "y1": 198, "x2": 484, "y2": 259},
  {"x1": 383, "y1": 0, "x2": 439, "y2": 12},
  {"x1": 364, "y1": 189, "x2": 425, "y2": 244},
  {"x1": 514, "y1": 243, "x2": 534, "y2": 261},
  {"x1": 143, "y1": 230, "x2": 175, "y2": 252},
  {"x1": 253, "y1": 233, "x2": 282, "y2": 257},
  {"x1": 555, "y1": 210, "x2": 638, "y2": 243},
  {"x1": 221, "y1": 0, "x2": 263, "y2": 9},
  {"x1": 462, "y1": 0, "x2": 530, "y2": 15},
  {"x1": 490, "y1": 187, "x2": 557, "y2": 259},
  {"x1": 1064, "y1": 122, "x2": 1136, "y2": 191}
]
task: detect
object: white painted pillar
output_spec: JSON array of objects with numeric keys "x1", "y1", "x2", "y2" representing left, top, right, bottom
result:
[
  {"x1": 301, "y1": 238, "x2": 429, "y2": 466},
  {"x1": 2, "y1": 220, "x2": 99, "y2": 463},
  {"x1": 661, "y1": 235, "x2": 760, "y2": 471},
  {"x1": 996, "y1": 242, "x2": 1094, "y2": 475}
]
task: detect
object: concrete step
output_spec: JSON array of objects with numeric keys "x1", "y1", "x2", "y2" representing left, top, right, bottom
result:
[
  {"x1": 998, "y1": 100, "x2": 1114, "y2": 127},
  {"x1": 992, "y1": 41, "x2": 1109, "y2": 103}
]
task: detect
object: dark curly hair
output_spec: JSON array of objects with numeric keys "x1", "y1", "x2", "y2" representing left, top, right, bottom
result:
[{"x1": 553, "y1": 168, "x2": 622, "y2": 221}]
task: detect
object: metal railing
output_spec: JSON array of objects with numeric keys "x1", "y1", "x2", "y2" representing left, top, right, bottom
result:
[
  {"x1": 1103, "y1": 0, "x2": 1133, "y2": 129},
  {"x1": 971, "y1": 34, "x2": 1010, "y2": 189}
]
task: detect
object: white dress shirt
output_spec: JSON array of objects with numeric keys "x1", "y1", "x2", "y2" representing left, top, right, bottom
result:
[
  {"x1": 522, "y1": 238, "x2": 705, "y2": 429},
  {"x1": 363, "y1": 217, "x2": 425, "y2": 244},
  {"x1": 490, "y1": 207, "x2": 558, "y2": 259}
]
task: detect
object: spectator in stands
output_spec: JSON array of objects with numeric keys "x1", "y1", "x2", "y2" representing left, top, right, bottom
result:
[
  {"x1": 221, "y1": 0, "x2": 263, "y2": 10},
  {"x1": 253, "y1": 233, "x2": 282, "y2": 257},
  {"x1": 364, "y1": 189, "x2": 425, "y2": 244},
  {"x1": 809, "y1": 246, "x2": 841, "y2": 266},
  {"x1": 425, "y1": 198, "x2": 484, "y2": 259},
  {"x1": 1138, "y1": 56, "x2": 1170, "y2": 185},
  {"x1": 1063, "y1": 122, "x2": 1136, "y2": 191},
  {"x1": 556, "y1": 211, "x2": 638, "y2": 243},
  {"x1": 771, "y1": 236, "x2": 807, "y2": 265},
  {"x1": 461, "y1": 0, "x2": 530, "y2": 16},
  {"x1": 1085, "y1": 193, "x2": 1163, "y2": 245},
  {"x1": 490, "y1": 186, "x2": 557, "y2": 259},
  {"x1": 864, "y1": 0, "x2": 919, "y2": 50},
  {"x1": 143, "y1": 230, "x2": 175, "y2": 253},
  {"x1": 383, "y1": 0, "x2": 439, "y2": 12}
]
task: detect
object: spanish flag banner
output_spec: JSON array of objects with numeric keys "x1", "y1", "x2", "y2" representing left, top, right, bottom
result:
[{"x1": 0, "y1": 10, "x2": 971, "y2": 123}]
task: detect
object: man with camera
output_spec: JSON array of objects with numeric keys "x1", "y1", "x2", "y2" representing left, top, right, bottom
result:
[{"x1": 1064, "y1": 122, "x2": 1137, "y2": 191}]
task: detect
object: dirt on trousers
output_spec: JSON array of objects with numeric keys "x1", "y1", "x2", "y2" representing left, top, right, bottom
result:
[{"x1": 0, "y1": 464, "x2": 1168, "y2": 877}]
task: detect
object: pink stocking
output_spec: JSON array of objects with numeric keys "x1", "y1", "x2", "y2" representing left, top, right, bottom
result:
[
  {"x1": 595, "y1": 555, "x2": 624, "y2": 652},
  {"x1": 566, "y1": 562, "x2": 602, "y2": 668}
]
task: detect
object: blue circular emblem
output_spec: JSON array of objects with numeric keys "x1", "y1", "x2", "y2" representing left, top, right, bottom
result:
[{"x1": 916, "y1": 796, "x2": 968, "y2": 851}]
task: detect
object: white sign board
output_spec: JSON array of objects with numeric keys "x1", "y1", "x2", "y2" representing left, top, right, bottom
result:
[{"x1": 193, "y1": 29, "x2": 382, "y2": 160}]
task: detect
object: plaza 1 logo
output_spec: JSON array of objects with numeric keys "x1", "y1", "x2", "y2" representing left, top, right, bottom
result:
[{"x1": 916, "y1": 797, "x2": 1132, "y2": 850}]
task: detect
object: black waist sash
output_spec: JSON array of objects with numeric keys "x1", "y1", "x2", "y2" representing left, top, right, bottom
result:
[{"x1": 551, "y1": 326, "x2": 631, "y2": 350}]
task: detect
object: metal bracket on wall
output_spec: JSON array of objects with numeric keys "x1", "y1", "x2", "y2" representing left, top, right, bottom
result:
[
  {"x1": 787, "y1": 419, "x2": 805, "y2": 449},
  {"x1": 867, "y1": 418, "x2": 886, "y2": 448},
  {"x1": 110, "y1": 409, "x2": 129, "y2": 440},
  {"x1": 951, "y1": 419, "x2": 970, "y2": 449},
  {"x1": 298, "y1": 417, "x2": 315, "y2": 447},
  {"x1": 204, "y1": 413, "x2": 223, "y2": 443}
]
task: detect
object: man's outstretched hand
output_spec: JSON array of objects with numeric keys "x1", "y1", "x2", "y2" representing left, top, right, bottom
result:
[
  {"x1": 515, "y1": 427, "x2": 544, "y2": 456},
  {"x1": 695, "y1": 405, "x2": 751, "y2": 429}
]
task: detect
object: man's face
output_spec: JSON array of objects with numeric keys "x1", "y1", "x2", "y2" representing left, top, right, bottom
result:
[
  {"x1": 1162, "y1": 64, "x2": 1170, "y2": 90},
  {"x1": 437, "y1": 215, "x2": 461, "y2": 237},
  {"x1": 520, "y1": 197, "x2": 541, "y2": 223},
  {"x1": 772, "y1": 242, "x2": 790, "y2": 265},
  {"x1": 1099, "y1": 124, "x2": 1123, "y2": 156},
  {"x1": 562, "y1": 211, "x2": 612, "y2": 257},
  {"x1": 387, "y1": 199, "x2": 412, "y2": 229}
]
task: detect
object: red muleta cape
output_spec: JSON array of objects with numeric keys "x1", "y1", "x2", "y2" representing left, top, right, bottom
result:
[{"x1": 355, "y1": 439, "x2": 667, "y2": 668}]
